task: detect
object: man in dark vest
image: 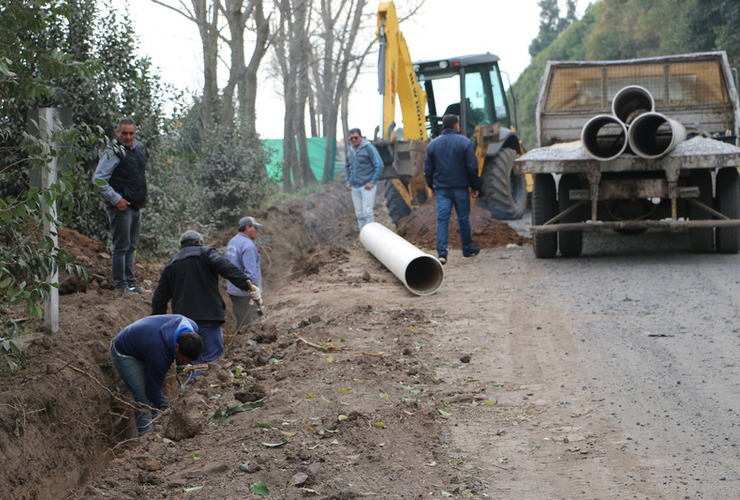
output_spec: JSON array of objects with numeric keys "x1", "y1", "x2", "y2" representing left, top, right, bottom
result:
[{"x1": 93, "y1": 117, "x2": 149, "y2": 295}]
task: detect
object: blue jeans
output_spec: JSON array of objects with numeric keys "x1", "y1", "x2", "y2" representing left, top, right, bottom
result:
[
  {"x1": 195, "y1": 322, "x2": 224, "y2": 364},
  {"x1": 110, "y1": 343, "x2": 157, "y2": 435},
  {"x1": 351, "y1": 184, "x2": 377, "y2": 231},
  {"x1": 435, "y1": 187, "x2": 475, "y2": 257},
  {"x1": 106, "y1": 204, "x2": 141, "y2": 289}
]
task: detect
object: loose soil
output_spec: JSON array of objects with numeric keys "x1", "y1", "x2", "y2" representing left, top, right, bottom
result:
[{"x1": 4, "y1": 181, "x2": 716, "y2": 499}]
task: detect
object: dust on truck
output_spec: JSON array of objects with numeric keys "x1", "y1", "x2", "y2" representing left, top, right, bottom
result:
[{"x1": 516, "y1": 51, "x2": 740, "y2": 257}]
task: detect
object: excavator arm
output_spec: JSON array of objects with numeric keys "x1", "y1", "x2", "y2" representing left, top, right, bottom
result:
[{"x1": 377, "y1": 2, "x2": 427, "y2": 142}]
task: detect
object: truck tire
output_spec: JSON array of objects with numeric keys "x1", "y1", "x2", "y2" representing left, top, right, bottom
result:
[
  {"x1": 558, "y1": 174, "x2": 584, "y2": 257},
  {"x1": 715, "y1": 167, "x2": 740, "y2": 253},
  {"x1": 477, "y1": 147, "x2": 527, "y2": 220},
  {"x1": 532, "y1": 173, "x2": 557, "y2": 258},
  {"x1": 688, "y1": 169, "x2": 714, "y2": 253},
  {"x1": 384, "y1": 179, "x2": 412, "y2": 225}
]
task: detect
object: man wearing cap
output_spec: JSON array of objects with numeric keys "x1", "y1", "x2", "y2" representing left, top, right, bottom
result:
[
  {"x1": 110, "y1": 314, "x2": 202, "y2": 435},
  {"x1": 225, "y1": 216, "x2": 264, "y2": 333},
  {"x1": 151, "y1": 230, "x2": 256, "y2": 365}
]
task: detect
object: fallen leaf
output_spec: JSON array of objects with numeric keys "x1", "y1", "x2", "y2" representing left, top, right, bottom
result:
[{"x1": 250, "y1": 481, "x2": 270, "y2": 495}]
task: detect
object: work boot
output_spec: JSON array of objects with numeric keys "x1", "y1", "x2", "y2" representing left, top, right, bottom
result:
[
  {"x1": 120, "y1": 287, "x2": 138, "y2": 296},
  {"x1": 437, "y1": 255, "x2": 447, "y2": 265},
  {"x1": 129, "y1": 284, "x2": 151, "y2": 294},
  {"x1": 463, "y1": 247, "x2": 480, "y2": 258}
]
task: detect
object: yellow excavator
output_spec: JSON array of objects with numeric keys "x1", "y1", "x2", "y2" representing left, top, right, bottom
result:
[{"x1": 375, "y1": 1, "x2": 528, "y2": 224}]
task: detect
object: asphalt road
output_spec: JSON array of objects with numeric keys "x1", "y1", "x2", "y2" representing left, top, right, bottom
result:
[{"x1": 533, "y1": 228, "x2": 740, "y2": 498}]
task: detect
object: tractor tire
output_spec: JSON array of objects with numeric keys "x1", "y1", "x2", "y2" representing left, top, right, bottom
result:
[
  {"x1": 384, "y1": 180, "x2": 412, "y2": 225},
  {"x1": 715, "y1": 167, "x2": 740, "y2": 253},
  {"x1": 558, "y1": 174, "x2": 584, "y2": 257},
  {"x1": 532, "y1": 173, "x2": 557, "y2": 258},
  {"x1": 688, "y1": 169, "x2": 714, "y2": 253},
  {"x1": 477, "y1": 147, "x2": 527, "y2": 220}
]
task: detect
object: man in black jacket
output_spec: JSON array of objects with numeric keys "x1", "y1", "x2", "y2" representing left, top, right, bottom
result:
[{"x1": 151, "y1": 230, "x2": 255, "y2": 364}]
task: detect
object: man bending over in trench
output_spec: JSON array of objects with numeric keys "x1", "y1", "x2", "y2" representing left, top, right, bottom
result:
[{"x1": 110, "y1": 314, "x2": 202, "y2": 436}]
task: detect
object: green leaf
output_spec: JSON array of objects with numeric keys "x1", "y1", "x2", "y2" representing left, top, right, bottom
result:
[
  {"x1": 254, "y1": 421, "x2": 271, "y2": 429},
  {"x1": 250, "y1": 481, "x2": 271, "y2": 495}
]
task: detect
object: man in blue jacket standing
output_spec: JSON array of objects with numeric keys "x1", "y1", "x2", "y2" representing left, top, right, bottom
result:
[
  {"x1": 345, "y1": 128, "x2": 382, "y2": 231},
  {"x1": 424, "y1": 114, "x2": 481, "y2": 264},
  {"x1": 110, "y1": 314, "x2": 202, "y2": 435}
]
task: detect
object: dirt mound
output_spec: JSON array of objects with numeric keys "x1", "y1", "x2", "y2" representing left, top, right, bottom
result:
[
  {"x1": 1, "y1": 181, "x2": 531, "y2": 499},
  {"x1": 397, "y1": 199, "x2": 531, "y2": 251}
]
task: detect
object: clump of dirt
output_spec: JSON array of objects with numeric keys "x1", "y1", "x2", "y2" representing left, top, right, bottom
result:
[
  {"x1": 397, "y1": 199, "x2": 531, "y2": 250},
  {"x1": 293, "y1": 245, "x2": 350, "y2": 277}
]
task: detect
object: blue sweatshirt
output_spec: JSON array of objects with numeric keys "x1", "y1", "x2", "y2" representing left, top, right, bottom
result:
[
  {"x1": 113, "y1": 314, "x2": 198, "y2": 409},
  {"x1": 345, "y1": 138, "x2": 382, "y2": 187}
]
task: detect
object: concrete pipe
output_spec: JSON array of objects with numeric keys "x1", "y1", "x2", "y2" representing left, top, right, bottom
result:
[
  {"x1": 611, "y1": 85, "x2": 655, "y2": 125},
  {"x1": 581, "y1": 114, "x2": 629, "y2": 161},
  {"x1": 360, "y1": 222, "x2": 444, "y2": 296},
  {"x1": 628, "y1": 112, "x2": 687, "y2": 159}
]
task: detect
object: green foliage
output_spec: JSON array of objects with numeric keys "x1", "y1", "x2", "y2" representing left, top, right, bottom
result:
[{"x1": 0, "y1": 176, "x2": 88, "y2": 371}]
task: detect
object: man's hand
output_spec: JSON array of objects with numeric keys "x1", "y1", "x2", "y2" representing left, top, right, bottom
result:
[
  {"x1": 249, "y1": 286, "x2": 262, "y2": 303},
  {"x1": 116, "y1": 198, "x2": 131, "y2": 211},
  {"x1": 364, "y1": 182, "x2": 375, "y2": 190},
  {"x1": 470, "y1": 189, "x2": 480, "y2": 199},
  {"x1": 346, "y1": 182, "x2": 352, "y2": 191}
]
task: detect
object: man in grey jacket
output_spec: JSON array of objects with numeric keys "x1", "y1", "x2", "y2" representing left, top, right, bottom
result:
[{"x1": 345, "y1": 128, "x2": 382, "y2": 231}]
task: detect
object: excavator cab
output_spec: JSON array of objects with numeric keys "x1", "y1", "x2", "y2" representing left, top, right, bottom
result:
[{"x1": 414, "y1": 53, "x2": 515, "y2": 139}]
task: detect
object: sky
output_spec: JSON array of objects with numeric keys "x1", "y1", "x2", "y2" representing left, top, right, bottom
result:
[{"x1": 125, "y1": 0, "x2": 593, "y2": 138}]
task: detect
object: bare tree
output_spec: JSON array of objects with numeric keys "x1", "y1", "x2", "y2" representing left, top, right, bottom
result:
[{"x1": 149, "y1": 0, "x2": 270, "y2": 132}]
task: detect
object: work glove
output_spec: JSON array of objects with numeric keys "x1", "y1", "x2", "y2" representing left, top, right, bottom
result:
[{"x1": 249, "y1": 286, "x2": 262, "y2": 303}]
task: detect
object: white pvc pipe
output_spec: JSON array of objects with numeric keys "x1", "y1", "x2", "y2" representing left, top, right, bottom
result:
[
  {"x1": 581, "y1": 114, "x2": 629, "y2": 161},
  {"x1": 611, "y1": 85, "x2": 655, "y2": 124},
  {"x1": 628, "y1": 112, "x2": 687, "y2": 159},
  {"x1": 360, "y1": 222, "x2": 444, "y2": 296}
]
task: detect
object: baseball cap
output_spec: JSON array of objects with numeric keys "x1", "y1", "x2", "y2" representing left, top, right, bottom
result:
[
  {"x1": 239, "y1": 216, "x2": 263, "y2": 229},
  {"x1": 179, "y1": 230, "x2": 203, "y2": 246}
]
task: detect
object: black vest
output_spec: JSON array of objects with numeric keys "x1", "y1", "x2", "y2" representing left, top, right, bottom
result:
[{"x1": 108, "y1": 140, "x2": 147, "y2": 210}]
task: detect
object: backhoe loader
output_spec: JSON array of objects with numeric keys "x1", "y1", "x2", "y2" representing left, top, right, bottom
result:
[{"x1": 374, "y1": 1, "x2": 527, "y2": 224}]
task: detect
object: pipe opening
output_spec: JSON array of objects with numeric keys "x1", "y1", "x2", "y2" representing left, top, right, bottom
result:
[
  {"x1": 628, "y1": 112, "x2": 687, "y2": 159},
  {"x1": 612, "y1": 85, "x2": 655, "y2": 124},
  {"x1": 581, "y1": 115, "x2": 628, "y2": 161},
  {"x1": 404, "y1": 256, "x2": 444, "y2": 296}
]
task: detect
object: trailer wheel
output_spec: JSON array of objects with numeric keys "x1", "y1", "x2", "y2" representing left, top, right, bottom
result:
[
  {"x1": 477, "y1": 147, "x2": 527, "y2": 220},
  {"x1": 715, "y1": 167, "x2": 739, "y2": 253},
  {"x1": 532, "y1": 173, "x2": 557, "y2": 258},
  {"x1": 688, "y1": 169, "x2": 714, "y2": 253},
  {"x1": 557, "y1": 174, "x2": 584, "y2": 257},
  {"x1": 384, "y1": 179, "x2": 412, "y2": 225}
]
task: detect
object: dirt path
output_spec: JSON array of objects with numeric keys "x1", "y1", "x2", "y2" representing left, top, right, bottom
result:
[{"x1": 2, "y1": 182, "x2": 738, "y2": 499}]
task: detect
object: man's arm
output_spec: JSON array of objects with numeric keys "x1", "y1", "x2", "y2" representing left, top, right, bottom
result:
[
  {"x1": 463, "y1": 142, "x2": 482, "y2": 192},
  {"x1": 423, "y1": 146, "x2": 435, "y2": 189},
  {"x1": 92, "y1": 150, "x2": 123, "y2": 206},
  {"x1": 206, "y1": 247, "x2": 253, "y2": 292},
  {"x1": 368, "y1": 144, "x2": 382, "y2": 185},
  {"x1": 151, "y1": 267, "x2": 172, "y2": 314}
]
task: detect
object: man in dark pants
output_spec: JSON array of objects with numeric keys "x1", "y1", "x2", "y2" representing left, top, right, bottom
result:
[
  {"x1": 423, "y1": 114, "x2": 481, "y2": 264},
  {"x1": 93, "y1": 117, "x2": 149, "y2": 295},
  {"x1": 110, "y1": 314, "x2": 202, "y2": 436},
  {"x1": 151, "y1": 230, "x2": 256, "y2": 365}
]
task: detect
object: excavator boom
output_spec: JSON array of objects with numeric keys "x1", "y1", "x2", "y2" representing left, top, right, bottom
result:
[{"x1": 377, "y1": 2, "x2": 427, "y2": 141}]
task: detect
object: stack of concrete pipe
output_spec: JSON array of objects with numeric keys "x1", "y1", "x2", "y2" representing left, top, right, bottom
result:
[{"x1": 581, "y1": 85, "x2": 687, "y2": 160}]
